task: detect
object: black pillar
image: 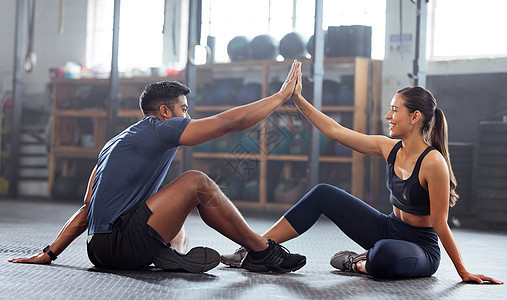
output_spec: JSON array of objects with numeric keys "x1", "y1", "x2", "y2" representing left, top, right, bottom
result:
[
  {"x1": 8, "y1": 0, "x2": 28, "y2": 198},
  {"x1": 309, "y1": 0, "x2": 324, "y2": 187}
]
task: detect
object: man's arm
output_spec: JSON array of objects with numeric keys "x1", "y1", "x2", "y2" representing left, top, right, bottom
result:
[
  {"x1": 179, "y1": 60, "x2": 301, "y2": 146},
  {"x1": 8, "y1": 166, "x2": 97, "y2": 264}
]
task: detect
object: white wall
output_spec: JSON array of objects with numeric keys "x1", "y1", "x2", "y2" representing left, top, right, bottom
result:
[
  {"x1": 0, "y1": 0, "x2": 88, "y2": 96},
  {"x1": 428, "y1": 58, "x2": 507, "y2": 75}
]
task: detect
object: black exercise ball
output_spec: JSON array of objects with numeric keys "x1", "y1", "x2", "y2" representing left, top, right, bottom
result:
[
  {"x1": 212, "y1": 79, "x2": 241, "y2": 105},
  {"x1": 249, "y1": 34, "x2": 278, "y2": 60},
  {"x1": 307, "y1": 30, "x2": 327, "y2": 58},
  {"x1": 236, "y1": 82, "x2": 262, "y2": 105},
  {"x1": 279, "y1": 32, "x2": 307, "y2": 59},
  {"x1": 227, "y1": 36, "x2": 251, "y2": 61}
]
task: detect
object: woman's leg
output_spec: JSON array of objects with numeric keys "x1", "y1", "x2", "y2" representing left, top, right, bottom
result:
[
  {"x1": 264, "y1": 183, "x2": 386, "y2": 249},
  {"x1": 365, "y1": 239, "x2": 437, "y2": 278}
]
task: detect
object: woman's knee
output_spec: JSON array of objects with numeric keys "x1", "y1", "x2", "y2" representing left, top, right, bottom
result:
[{"x1": 366, "y1": 240, "x2": 430, "y2": 279}]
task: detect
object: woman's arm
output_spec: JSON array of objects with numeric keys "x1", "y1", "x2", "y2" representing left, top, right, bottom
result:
[
  {"x1": 291, "y1": 70, "x2": 395, "y2": 159},
  {"x1": 425, "y1": 152, "x2": 503, "y2": 284},
  {"x1": 179, "y1": 60, "x2": 301, "y2": 146},
  {"x1": 8, "y1": 166, "x2": 97, "y2": 264}
]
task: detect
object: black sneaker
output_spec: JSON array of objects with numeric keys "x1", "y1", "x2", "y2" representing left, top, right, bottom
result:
[
  {"x1": 330, "y1": 250, "x2": 367, "y2": 272},
  {"x1": 153, "y1": 246, "x2": 220, "y2": 273},
  {"x1": 240, "y1": 239, "x2": 306, "y2": 273}
]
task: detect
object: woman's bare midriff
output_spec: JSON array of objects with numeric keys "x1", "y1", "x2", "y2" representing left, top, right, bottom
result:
[{"x1": 393, "y1": 206, "x2": 432, "y2": 227}]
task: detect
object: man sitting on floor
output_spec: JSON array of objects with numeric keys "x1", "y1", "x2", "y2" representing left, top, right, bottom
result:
[{"x1": 9, "y1": 60, "x2": 306, "y2": 273}]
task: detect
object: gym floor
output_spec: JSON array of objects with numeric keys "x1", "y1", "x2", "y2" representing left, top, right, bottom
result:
[{"x1": 1, "y1": 198, "x2": 505, "y2": 299}]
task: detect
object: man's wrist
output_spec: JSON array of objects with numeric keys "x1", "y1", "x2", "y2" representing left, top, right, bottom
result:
[{"x1": 43, "y1": 245, "x2": 57, "y2": 260}]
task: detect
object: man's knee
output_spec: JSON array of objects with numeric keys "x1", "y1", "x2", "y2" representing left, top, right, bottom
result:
[{"x1": 181, "y1": 170, "x2": 210, "y2": 184}]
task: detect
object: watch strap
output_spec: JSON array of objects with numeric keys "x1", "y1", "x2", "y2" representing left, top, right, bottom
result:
[{"x1": 43, "y1": 245, "x2": 57, "y2": 260}]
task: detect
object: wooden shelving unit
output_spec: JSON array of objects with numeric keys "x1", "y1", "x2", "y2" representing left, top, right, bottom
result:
[{"x1": 191, "y1": 57, "x2": 379, "y2": 210}]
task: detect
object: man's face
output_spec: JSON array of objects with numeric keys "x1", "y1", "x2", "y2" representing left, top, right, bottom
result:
[{"x1": 169, "y1": 95, "x2": 190, "y2": 119}]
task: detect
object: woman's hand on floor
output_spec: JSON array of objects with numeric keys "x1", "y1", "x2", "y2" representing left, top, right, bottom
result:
[{"x1": 460, "y1": 271, "x2": 504, "y2": 284}]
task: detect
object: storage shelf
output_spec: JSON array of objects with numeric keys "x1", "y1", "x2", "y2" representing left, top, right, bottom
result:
[
  {"x1": 54, "y1": 110, "x2": 107, "y2": 117},
  {"x1": 118, "y1": 110, "x2": 143, "y2": 118},
  {"x1": 197, "y1": 57, "x2": 358, "y2": 70},
  {"x1": 194, "y1": 152, "x2": 353, "y2": 163},
  {"x1": 193, "y1": 152, "x2": 262, "y2": 160},
  {"x1": 318, "y1": 156, "x2": 353, "y2": 163},
  {"x1": 53, "y1": 146, "x2": 101, "y2": 157},
  {"x1": 194, "y1": 105, "x2": 355, "y2": 113},
  {"x1": 192, "y1": 57, "x2": 375, "y2": 207}
]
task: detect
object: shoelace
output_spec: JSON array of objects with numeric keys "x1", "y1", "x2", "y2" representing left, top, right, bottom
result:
[
  {"x1": 343, "y1": 255, "x2": 355, "y2": 271},
  {"x1": 269, "y1": 240, "x2": 291, "y2": 260}
]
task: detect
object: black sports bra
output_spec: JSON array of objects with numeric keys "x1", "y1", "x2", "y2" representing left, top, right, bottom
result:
[{"x1": 386, "y1": 141, "x2": 436, "y2": 215}]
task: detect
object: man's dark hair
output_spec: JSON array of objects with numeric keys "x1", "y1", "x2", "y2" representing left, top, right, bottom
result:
[{"x1": 139, "y1": 81, "x2": 190, "y2": 115}]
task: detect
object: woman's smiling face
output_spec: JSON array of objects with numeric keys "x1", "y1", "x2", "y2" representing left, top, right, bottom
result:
[{"x1": 385, "y1": 93, "x2": 413, "y2": 138}]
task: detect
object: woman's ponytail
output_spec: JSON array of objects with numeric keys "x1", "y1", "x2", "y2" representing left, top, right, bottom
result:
[
  {"x1": 398, "y1": 87, "x2": 459, "y2": 207},
  {"x1": 429, "y1": 108, "x2": 459, "y2": 206}
]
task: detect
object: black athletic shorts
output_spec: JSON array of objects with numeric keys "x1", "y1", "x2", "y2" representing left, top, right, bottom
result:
[{"x1": 87, "y1": 201, "x2": 169, "y2": 269}]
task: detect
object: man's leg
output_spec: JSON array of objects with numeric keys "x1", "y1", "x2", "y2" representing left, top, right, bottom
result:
[
  {"x1": 146, "y1": 170, "x2": 306, "y2": 273},
  {"x1": 146, "y1": 170, "x2": 268, "y2": 252},
  {"x1": 169, "y1": 226, "x2": 188, "y2": 253}
]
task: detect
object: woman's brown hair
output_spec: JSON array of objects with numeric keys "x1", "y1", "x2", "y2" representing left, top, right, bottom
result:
[{"x1": 397, "y1": 86, "x2": 458, "y2": 206}]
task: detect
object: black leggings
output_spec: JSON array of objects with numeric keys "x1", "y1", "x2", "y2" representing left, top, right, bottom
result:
[{"x1": 284, "y1": 184, "x2": 440, "y2": 279}]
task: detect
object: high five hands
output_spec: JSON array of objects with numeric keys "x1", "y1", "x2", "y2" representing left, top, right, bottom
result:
[{"x1": 278, "y1": 60, "x2": 302, "y2": 101}]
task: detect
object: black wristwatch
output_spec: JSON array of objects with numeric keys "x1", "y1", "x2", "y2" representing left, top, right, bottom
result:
[{"x1": 43, "y1": 245, "x2": 57, "y2": 261}]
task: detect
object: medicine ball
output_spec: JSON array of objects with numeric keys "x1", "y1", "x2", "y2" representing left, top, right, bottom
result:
[
  {"x1": 250, "y1": 34, "x2": 278, "y2": 60},
  {"x1": 279, "y1": 32, "x2": 307, "y2": 59},
  {"x1": 212, "y1": 79, "x2": 241, "y2": 105},
  {"x1": 227, "y1": 36, "x2": 251, "y2": 61},
  {"x1": 307, "y1": 30, "x2": 327, "y2": 58},
  {"x1": 236, "y1": 82, "x2": 262, "y2": 105}
]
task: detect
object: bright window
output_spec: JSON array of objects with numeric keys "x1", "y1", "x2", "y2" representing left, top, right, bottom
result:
[
  {"x1": 430, "y1": 0, "x2": 507, "y2": 59},
  {"x1": 87, "y1": 0, "x2": 164, "y2": 72}
]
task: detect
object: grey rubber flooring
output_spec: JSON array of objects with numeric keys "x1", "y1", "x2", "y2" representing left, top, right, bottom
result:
[{"x1": 1, "y1": 198, "x2": 505, "y2": 299}]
